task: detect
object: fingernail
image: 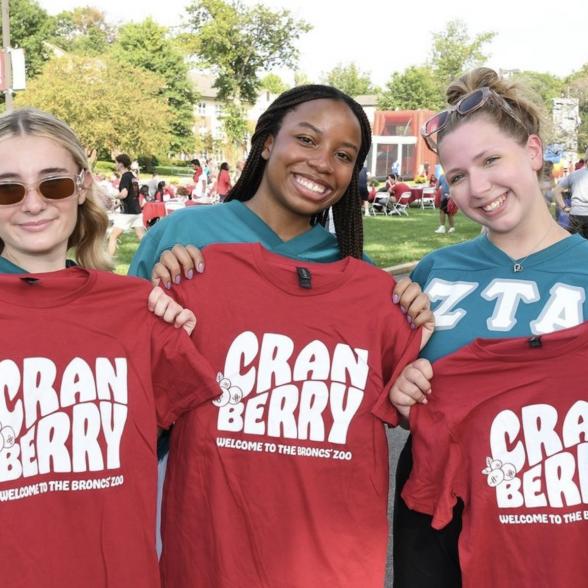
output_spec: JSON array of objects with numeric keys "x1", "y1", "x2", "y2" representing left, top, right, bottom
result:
[
  {"x1": 392, "y1": 294, "x2": 399, "y2": 304},
  {"x1": 406, "y1": 315, "x2": 413, "y2": 324},
  {"x1": 174, "y1": 275, "x2": 181, "y2": 285},
  {"x1": 400, "y1": 306, "x2": 407, "y2": 314},
  {"x1": 165, "y1": 282, "x2": 171, "y2": 290},
  {"x1": 197, "y1": 262, "x2": 205, "y2": 273},
  {"x1": 186, "y1": 269, "x2": 194, "y2": 280},
  {"x1": 411, "y1": 323, "x2": 416, "y2": 330}
]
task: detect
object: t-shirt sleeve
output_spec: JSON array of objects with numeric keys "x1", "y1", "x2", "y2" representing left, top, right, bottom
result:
[
  {"x1": 371, "y1": 305, "x2": 422, "y2": 426},
  {"x1": 401, "y1": 401, "x2": 460, "y2": 527},
  {"x1": 150, "y1": 318, "x2": 218, "y2": 429}
]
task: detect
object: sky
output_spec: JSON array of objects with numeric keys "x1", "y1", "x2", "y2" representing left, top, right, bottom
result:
[{"x1": 38, "y1": 0, "x2": 588, "y2": 86}]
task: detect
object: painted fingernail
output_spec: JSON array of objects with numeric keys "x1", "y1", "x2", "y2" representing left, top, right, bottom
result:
[
  {"x1": 186, "y1": 269, "x2": 194, "y2": 280},
  {"x1": 411, "y1": 323, "x2": 416, "y2": 330},
  {"x1": 174, "y1": 275, "x2": 181, "y2": 285},
  {"x1": 393, "y1": 294, "x2": 400, "y2": 304},
  {"x1": 197, "y1": 262, "x2": 205, "y2": 273},
  {"x1": 400, "y1": 306, "x2": 407, "y2": 314},
  {"x1": 165, "y1": 282, "x2": 171, "y2": 290}
]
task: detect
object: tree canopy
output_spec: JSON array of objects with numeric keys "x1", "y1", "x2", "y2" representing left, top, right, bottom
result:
[
  {"x1": 323, "y1": 63, "x2": 375, "y2": 97},
  {"x1": 110, "y1": 18, "x2": 196, "y2": 155},
  {"x1": 15, "y1": 55, "x2": 172, "y2": 157},
  {"x1": 378, "y1": 66, "x2": 443, "y2": 110},
  {"x1": 182, "y1": 0, "x2": 310, "y2": 103}
]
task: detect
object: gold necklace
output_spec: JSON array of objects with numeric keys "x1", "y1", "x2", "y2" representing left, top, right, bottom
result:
[{"x1": 510, "y1": 225, "x2": 554, "y2": 273}]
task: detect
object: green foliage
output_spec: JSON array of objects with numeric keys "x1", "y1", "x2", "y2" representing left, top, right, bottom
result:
[
  {"x1": 15, "y1": 54, "x2": 172, "y2": 157},
  {"x1": 429, "y1": 19, "x2": 496, "y2": 88},
  {"x1": 221, "y1": 102, "x2": 249, "y2": 149},
  {"x1": 511, "y1": 71, "x2": 564, "y2": 112},
  {"x1": 154, "y1": 165, "x2": 194, "y2": 177},
  {"x1": 378, "y1": 66, "x2": 443, "y2": 110},
  {"x1": 183, "y1": 0, "x2": 311, "y2": 103},
  {"x1": 110, "y1": 18, "x2": 196, "y2": 155},
  {"x1": 8, "y1": 0, "x2": 55, "y2": 78},
  {"x1": 323, "y1": 63, "x2": 375, "y2": 97},
  {"x1": 260, "y1": 73, "x2": 288, "y2": 95},
  {"x1": 294, "y1": 71, "x2": 312, "y2": 86},
  {"x1": 52, "y1": 7, "x2": 116, "y2": 56},
  {"x1": 566, "y1": 64, "x2": 588, "y2": 151}
]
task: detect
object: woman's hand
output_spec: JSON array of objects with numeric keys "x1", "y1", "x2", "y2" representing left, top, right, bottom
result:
[
  {"x1": 151, "y1": 244, "x2": 205, "y2": 288},
  {"x1": 148, "y1": 286, "x2": 196, "y2": 336},
  {"x1": 389, "y1": 358, "x2": 433, "y2": 419},
  {"x1": 393, "y1": 277, "x2": 435, "y2": 349}
]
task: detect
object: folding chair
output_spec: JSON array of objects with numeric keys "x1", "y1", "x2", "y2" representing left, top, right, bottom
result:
[
  {"x1": 420, "y1": 187, "x2": 436, "y2": 209},
  {"x1": 370, "y1": 194, "x2": 391, "y2": 216},
  {"x1": 388, "y1": 191, "x2": 411, "y2": 216}
]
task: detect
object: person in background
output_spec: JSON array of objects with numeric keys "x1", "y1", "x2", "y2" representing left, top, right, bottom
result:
[
  {"x1": 214, "y1": 162, "x2": 232, "y2": 201},
  {"x1": 434, "y1": 173, "x2": 456, "y2": 233},
  {"x1": 553, "y1": 147, "x2": 588, "y2": 238},
  {"x1": 358, "y1": 164, "x2": 370, "y2": 216},
  {"x1": 388, "y1": 173, "x2": 412, "y2": 201},
  {"x1": 108, "y1": 153, "x2": 145, "y2": 256}
]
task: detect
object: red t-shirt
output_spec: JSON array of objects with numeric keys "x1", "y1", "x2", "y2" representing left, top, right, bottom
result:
[
  {"x1": 403, "y1": 323, "x2": 588, "y2": 588},
  {"x1": 0, "y1": 268, "x2": 216, "y2": 588},
  {"x1": 391, "y1": 182, "x2": 411, "y2": 199},
  {"x1": 161, "y1": 243, "x2": 421, "y2": 588},
  {"x1": 216, "y1": 168, "x2": 232, "y2": 195}
]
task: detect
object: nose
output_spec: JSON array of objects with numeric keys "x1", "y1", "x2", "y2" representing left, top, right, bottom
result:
[
  {"x1": 20, "y1": 185, "x2": 48, "y2": 213},
  {"x1": 307, "y1": 148, "x2": 334, "y2": 174},
  {"x1": 468, "y1": 168, "x2": 492, "y2": 198}
]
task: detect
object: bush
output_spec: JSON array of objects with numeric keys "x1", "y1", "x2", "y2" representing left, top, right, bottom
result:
[
  {"x1": 95, "y1": 161, "x2": 115, "y2": 173},
  {"x1": 137, "y1": 155, "x2": 159, "y2": 173}
]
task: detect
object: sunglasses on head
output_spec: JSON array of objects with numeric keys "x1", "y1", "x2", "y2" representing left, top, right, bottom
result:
[
  {"x1": 0, "y1": 170, "x2": 86, "y2": 206},
  {"x1": 421, "y1": 87, "x2": 526, "y2": 153}
]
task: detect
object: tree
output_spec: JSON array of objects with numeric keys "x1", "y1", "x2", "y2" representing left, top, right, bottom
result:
[
  {"x1": 430, "y1": 19, "x2": 496, "y2": 88},
  {"x1": 323, "y1": 63, "x2": 375, "y2": 96},
  {"x1": 566, "y1": 64, "x2": 588, "y2": 152},
  {"x1": 9, "y1": 0, "x2": 55, "y2": 78},
  {"x1": 182, "y1": 0, "x2": 311, "y2": 103},
  {"x1": 15, "y1": 55, "x2": 172, "y2": 157},
  {"x1": 221, "y1": 102, "x2": 249, "y2": 151},
  {"x1": 511, "y1": 71, "x2": 564, "y2": 112},
  {"x1": 294, "y1": 71, "x2": 312, "y2": 86},
  {"x1": 110, "y1": 18, "x2": 196, "y2": 155},
  {"x1": 378, "y1": 66, "x2": 443, "y2": 110},
  {"x1": 52, "y1": 7, "x2": 116, "y2": 56},
  {"x1": 260, "y1": 73, "x2": 288, "y2": 95}
]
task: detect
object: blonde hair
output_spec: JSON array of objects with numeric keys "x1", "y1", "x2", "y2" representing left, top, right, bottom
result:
[
  {"x1": 0, "y1": 108, "x2": 112, "y2": 270},
  {"x1": 439, "y1": 67, "x2": 544, "y2": 151}
]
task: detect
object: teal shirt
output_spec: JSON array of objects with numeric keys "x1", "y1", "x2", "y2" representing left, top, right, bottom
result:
[
  {"x1": 413, "y1": 234, "x2": 588, "y2": 362},
  {"x1": 0, "y1": 257, "x2": 28, "y2": 274},
  {"x1": 129, "y1": 201, "x2": 343, "y2": 279}
]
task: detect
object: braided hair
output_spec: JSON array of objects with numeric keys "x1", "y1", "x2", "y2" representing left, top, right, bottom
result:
[{"x1": 226, "y1": 85, "x2": 372, "y2": 259}]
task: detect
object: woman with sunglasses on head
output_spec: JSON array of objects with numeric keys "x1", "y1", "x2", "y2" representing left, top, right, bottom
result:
[
  {"x1": 0, "y1": 108, "x2": 219, "y2": 588},
  {"x1": 391, "y1": 67, "x2": 588, "y2": 587}
]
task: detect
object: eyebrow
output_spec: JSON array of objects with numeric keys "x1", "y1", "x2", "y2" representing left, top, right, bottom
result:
[
  {"x1": 296, "y1": 122, "x2": 359, "y2": 152},
  {"x1": 445, "y1": 149, "x2": 491, "y2": 175},
  {"x1": 0, "y1": 167, "x2": 71, "y2": 180}
]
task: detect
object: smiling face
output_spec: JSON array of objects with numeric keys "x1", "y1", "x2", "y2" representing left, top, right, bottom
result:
[
  {"x1": 250, "y1": 98, "x2": 362, "y2": 237},
  {"x1": 0, "y1": 135, "x2": 87, "y2": 272},
  {"x1": 439, "y1": 116, "x2": 545, "y2": 239}
]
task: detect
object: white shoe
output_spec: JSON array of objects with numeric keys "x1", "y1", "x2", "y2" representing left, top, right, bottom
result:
[
  {"x1": 448, "y1": 227, "x2": 455, "y2": 233},
  {"x1": 434, "y1": 225, "x2": 446, "y2": 233}
]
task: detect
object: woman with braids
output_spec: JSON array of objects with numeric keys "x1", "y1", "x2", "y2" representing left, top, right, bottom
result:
[
  {"x1": 389, "y1": 68, "x2": 588, "y2": 587},
  {"x1": 0, "y1": 108, "x2": 219, "y2": 588},
  {"x1": 128, "y1": 85, "x2": 434, "y2": 586}
]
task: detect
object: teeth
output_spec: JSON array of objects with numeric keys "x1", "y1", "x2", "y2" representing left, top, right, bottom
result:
[
  {"x1": 483, "y1": 194, "x2": 506, "y2": 212},
  {"x1": 295, "y1": 175, "x2": 327, "y2": 194}
]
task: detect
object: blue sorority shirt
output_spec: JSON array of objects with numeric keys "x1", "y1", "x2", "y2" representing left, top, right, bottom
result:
[
  {"x1": 413, "y1": 234, "x2": 588, "y2": 362},
  {"x1": 129, "y1": 201, "x2": 343, "y2": 279}
]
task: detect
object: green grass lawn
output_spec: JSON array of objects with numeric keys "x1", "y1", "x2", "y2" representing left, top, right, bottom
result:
[{"x1": 112, "y1": 209, "x2": 481, "y2": 275}]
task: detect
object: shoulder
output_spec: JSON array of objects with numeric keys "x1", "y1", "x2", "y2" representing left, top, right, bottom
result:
[{"x1": 91, "y1": 269, "x2": 152, "y2": 296}]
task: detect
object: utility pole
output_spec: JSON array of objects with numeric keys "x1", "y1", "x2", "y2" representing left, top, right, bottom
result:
[{"x1": 1, "y1": 0, "x2": 13, "y2": 112}]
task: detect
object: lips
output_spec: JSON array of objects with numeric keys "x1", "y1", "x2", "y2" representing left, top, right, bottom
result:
[{"x1": 18, "y1": 219, "x2": 55, "y2": 231}]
